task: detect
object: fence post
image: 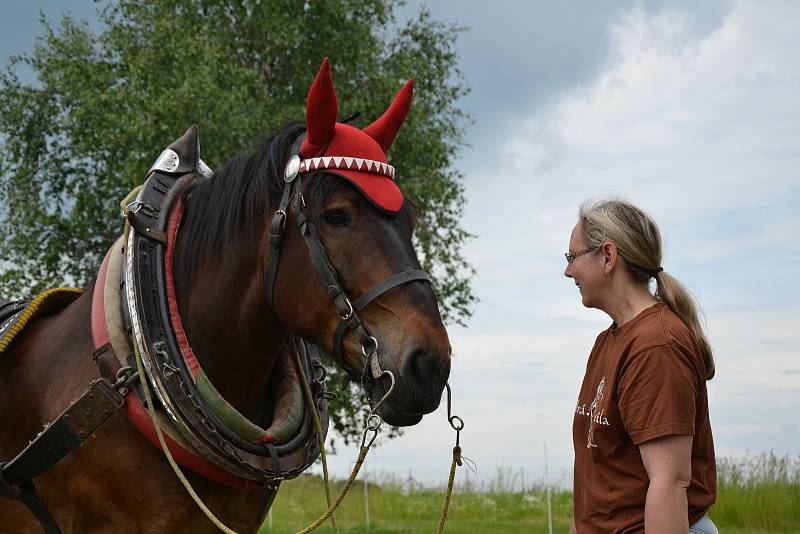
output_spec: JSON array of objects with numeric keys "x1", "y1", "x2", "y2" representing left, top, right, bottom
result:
[
  {"x1": 267, "y1": 507, "x2": 272, "y2": 533},
  {"x1": 544, "y1": 443, "x2": 553, "y2": 534},
  {"x1": 364, "y1": 466, "x2": 370, "y2": 532}
]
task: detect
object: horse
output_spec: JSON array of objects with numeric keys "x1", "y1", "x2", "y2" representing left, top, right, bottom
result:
[{"x1": 0, "y1": 59, "x2": 451, "y2": 533}]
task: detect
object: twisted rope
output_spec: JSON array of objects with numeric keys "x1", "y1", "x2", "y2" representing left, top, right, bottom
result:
[
  {"x1": 294, "y1": 446, "x2": 370, "y2": 534},
  {"x1": 132, "y1": 328, "x2": 239, "y2": 534},
  {"x1": 291, "y1": 338, "x2": 338, "y2": 533},
  {"x1": 436, "y1": 445, "x2": 462, "y2": 534}
]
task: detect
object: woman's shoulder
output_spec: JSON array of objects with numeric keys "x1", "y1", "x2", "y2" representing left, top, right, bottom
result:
[
  {"x1": 618, "y1": 305, "x2": 707, "y2": 387},
  {"x1": 620, "y1": 302, "x2": 696, "y2": 355},
  {"x1": 657, "y1": 303, "x2": 699, "y2": 351}
]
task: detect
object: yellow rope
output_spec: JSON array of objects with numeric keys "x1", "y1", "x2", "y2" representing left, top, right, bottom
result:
[
  {"x1": 134, "y1": 306, "x2": 455, "y2": 534},
  {"x1": 0, "y1": 288, "x2": 82, "y2": 353},
  {"x1": 132, "y1": 327, "x2": 239, "y2": 534},
  {"x1": 436, "y1": 446, "x2": 461, "y2": 534},
  {"x1": 124, "y1": 193, "x2": 238, "y2": 533},
  {"x1": 290, "y1": 338, "x2": 338, "y2": 533},
  {"x1": 295, "y1": 446, "x2": 369, "y2": 534}
]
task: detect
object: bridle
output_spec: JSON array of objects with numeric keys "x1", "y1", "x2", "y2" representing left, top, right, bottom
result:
[{"x1": 264, "y1": 133, "x2": 431, "y2": 411}]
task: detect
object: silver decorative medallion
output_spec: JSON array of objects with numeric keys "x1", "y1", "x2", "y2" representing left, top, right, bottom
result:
[
  {"x1": 149, "y1": 149, "x2": 180, "y2": 174},
  {"x1": 284, "y1": 154, "x2": 301, "y2": 182}
]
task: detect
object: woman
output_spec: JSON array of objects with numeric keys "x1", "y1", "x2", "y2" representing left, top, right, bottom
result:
[{"x1": 565, "y1": 199, "x2": 718, "y2": 534}]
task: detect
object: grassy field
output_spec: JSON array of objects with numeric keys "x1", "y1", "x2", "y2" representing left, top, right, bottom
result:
[
  {"x1": 711, "y1": 452, "x2": 800, "y2": 533},
  {"x1": 260, "y1": 452, "x2": 800, "y2": 533}
]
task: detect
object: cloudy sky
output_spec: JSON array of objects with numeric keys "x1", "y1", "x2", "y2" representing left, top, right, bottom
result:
[{"x1": 2, "y1": 0, "x2": 798, "y2": 489}]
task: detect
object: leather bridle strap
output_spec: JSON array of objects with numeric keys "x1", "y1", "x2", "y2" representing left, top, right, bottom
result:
[
  {"x1": 0, "y1": 474, "x2": 60, "y2": 534},
  {"x1": 264, "y1": 180, "x2": 296, "y2": 309},
  {"x1": 264, "y1": 134, "x2": 306, "y2": 310},
  {"x1": 295, "y1": 200, "x2": 355, "y2": 320},
  {"x1": 331, "y1": 270, "x2": 430, "y2": 364}
]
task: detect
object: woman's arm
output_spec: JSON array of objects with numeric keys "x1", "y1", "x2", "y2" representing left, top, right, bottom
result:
[{"x1": 639, "y1": 434, "x2": 693, "y2": 533}]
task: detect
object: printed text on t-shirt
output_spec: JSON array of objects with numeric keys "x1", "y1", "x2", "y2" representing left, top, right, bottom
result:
[{"x1": 575, "y1": 377, "x2": 610, "y2": 448}]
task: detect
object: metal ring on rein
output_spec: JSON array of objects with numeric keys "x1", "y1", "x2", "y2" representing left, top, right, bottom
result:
[
  {"x1": 445, "y1": 383, "x2": 465, "y2": 437},
  {"x1": 360, "y1": 335, "x2": 379, "y2": 358},
  {"x1": 360, "y1": 413, "x2": 383, "y2": 449}
]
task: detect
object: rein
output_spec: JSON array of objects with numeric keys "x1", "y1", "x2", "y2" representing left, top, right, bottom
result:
[{"x1": 292, "y1": 381, "x2": 466, "y2": 534}]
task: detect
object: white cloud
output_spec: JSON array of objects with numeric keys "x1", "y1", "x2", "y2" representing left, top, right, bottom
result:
[{"x1": 501, "y1": 1, "x2": 800, "y2": 220}]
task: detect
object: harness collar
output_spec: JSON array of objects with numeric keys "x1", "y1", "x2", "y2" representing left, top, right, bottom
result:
[{"x1": 93, "y1": 125, "x2": 330, "y2": 487}]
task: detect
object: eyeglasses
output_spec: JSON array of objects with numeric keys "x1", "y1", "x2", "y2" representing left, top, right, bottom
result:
[{"x1": 565, "y1": 246, "x2": 598, "y2": 265}]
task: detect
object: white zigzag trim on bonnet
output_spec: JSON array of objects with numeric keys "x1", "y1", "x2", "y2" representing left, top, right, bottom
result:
[{"x1": 298, "y1": 156, "x2": 395, "y2": 180}]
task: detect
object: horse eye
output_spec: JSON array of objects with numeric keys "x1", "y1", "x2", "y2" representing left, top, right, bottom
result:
[{"x1": 323, "y1": 210, "x2": 349, "y2": 227}]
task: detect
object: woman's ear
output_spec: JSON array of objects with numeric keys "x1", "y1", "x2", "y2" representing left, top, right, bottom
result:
[{"x1": 602, "y1": 241, "x2": 618, "y2": 275}]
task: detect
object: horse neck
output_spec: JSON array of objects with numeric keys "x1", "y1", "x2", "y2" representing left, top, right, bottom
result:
[{"x1": 173, "y1": 219, "x2": 285, "y2": 422}]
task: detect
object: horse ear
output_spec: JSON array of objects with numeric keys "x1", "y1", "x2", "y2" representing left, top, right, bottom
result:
[
  {"x1": 305, "y1": 57, "x2": 338, "y2": 149},
  {"x1": 362, "y1": 79, "x2": 413, "y2": 153}
]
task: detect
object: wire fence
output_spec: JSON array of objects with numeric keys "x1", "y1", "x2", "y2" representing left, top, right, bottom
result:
[
  {"x1": 361, "y1": 465, "x2": 574, "y2": 494},
  {"x1": 310, "y1": 460, "x2": 575, "y2": 495}
]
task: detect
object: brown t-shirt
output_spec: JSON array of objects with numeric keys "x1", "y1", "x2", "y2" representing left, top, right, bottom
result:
[{"x1": 572, "y1": 302, "x2": 716, "y2": 533}]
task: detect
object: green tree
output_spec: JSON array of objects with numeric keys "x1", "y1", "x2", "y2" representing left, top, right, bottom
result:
[{"x1": 0, "y1": 0, "x2": 474, "y2": 444}]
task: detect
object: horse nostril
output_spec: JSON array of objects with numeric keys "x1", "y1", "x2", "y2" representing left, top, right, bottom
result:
[{"x1": 402, "y1": 345, "x2": 450, "y2": 385}]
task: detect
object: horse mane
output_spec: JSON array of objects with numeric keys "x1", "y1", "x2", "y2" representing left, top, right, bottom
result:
[{"x1": 174, "y1": 121, "x2": 304, "y2": 296}]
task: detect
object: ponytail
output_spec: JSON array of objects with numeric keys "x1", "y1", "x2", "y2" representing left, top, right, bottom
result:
[{"x1": 655, "y1": 272, "x2": 715, "y2": 379}]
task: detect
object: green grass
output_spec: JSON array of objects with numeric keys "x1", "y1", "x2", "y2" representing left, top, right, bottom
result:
[
  {"x1": 711, "y1": 452, "x2": 800, "y2": 533},
  {"x1": 260, "y1": 453, "x2": 800, "y2": 533},
  {"x1": 263, "y1": 478, "x2": 572, "y2": 533}
]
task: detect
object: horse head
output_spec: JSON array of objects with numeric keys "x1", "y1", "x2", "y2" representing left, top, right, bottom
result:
[
  {"x1": 274, "y1": 59, "x2": 451, "y2": 426},
  {"x1": 175, "y1": 59, "x2": 450, "y2": 428}
]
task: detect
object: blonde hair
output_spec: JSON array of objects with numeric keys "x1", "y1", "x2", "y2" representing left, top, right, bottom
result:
[{"x1": 579, "y1": 198, "x2": 715, "y2": 380}]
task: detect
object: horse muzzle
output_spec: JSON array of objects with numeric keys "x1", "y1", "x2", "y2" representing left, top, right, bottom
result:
[{"x1": 368, "y1": 345, "x2": 451, "y2": 427}]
